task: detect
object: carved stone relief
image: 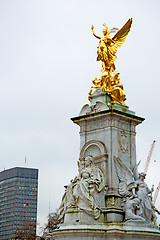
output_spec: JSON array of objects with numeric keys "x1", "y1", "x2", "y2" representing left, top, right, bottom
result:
[
  {"x1": 84, "y1": 144, "x2": 101, "y2": 158},
  {"x1": 118, "y1": 130, "x2": 129, "y2": 154},
  {"x1": 79, "y1": 140, "x2": 107, "y2": 171},
  {"x1": 80, "y1": 140, "x2": 107, "y2": 158},
  {"x1": 106, "y1": 195, "x2": 122, "y2": 210},
  {"x1": 80, "y1": 119, "x2": 111, "y2": 133}
]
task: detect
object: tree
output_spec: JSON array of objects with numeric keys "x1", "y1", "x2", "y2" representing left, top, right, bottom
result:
[
  {"x1": 14, "y1": 219, "x2": 36, "y2": 240},
  {"x1": 46, "y1": 209, "x2": 60, "y2": 232},
  {"x1": 40, "y1": 209, "x2": 60, "y2": 238}
]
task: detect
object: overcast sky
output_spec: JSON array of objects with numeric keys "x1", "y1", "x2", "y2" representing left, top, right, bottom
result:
[{"x1": 0, "y1": 0, "x2": 160, "y2": 230}]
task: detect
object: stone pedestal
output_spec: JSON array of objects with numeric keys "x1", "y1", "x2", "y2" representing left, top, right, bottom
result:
[
  {"x1": 47, "y1": 89, "x2": 160, "y2": 239},
  {"x1": 71, "y1": 89, "x2": 144, "y2": 222},
  {"x1": 46, "y1": 223, "x2": 160, "y2": 240}
]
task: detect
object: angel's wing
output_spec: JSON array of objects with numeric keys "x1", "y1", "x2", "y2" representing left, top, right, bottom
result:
[
  {"x1": 112, "y1": 18, "x2": 132, "y2": 49},
  {"x1": 114, "y1": 156, "x2": 135, "y2": 196}
]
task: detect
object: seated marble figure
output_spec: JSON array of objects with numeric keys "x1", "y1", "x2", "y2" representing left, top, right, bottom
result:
[{"x1": 58, "y1": 156, "x2": 105, "y2": 222}]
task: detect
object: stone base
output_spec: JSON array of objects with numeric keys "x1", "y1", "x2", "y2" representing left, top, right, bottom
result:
[
  {"x1": 64, "y1": 208, "x2": 105, "y2": 225},
  {"x1": 46, "y1": 223, "x2": 160, "y2": 240}
]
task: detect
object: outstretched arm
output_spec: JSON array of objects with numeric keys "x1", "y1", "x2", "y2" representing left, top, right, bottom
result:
[{"x1": 91, "y1": 25, "x2": 101, "y2": 39}]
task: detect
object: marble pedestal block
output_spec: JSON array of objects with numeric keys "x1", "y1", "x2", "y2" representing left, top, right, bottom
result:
[
  {"x1": 71, "y1": 91, "x2": 144, "y2": 222},
  {"x1": 46, "y1": 223, "x2": 160, "y2": 240},
  {"x1": 47, "y1": 89, "x2": 160, "y2": 239}
]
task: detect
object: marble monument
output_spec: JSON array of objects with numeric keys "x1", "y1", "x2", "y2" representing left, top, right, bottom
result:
[{"x1": 46, "y1": 19, "x2": 160, "y2": 239}]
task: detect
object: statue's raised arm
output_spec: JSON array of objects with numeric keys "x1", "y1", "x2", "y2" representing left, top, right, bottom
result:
[{"x1": 91, "y1": 25, "x2": 101, "y2": 39}]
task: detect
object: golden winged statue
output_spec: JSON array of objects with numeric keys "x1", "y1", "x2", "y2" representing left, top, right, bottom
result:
[{"x1": 89, "y1": 18, "x2": 132, "y2": 105}]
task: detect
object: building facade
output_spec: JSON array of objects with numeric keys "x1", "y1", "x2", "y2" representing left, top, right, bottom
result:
[{"x1": 0, "y1": 167, "x2": 38, "y2": 240}]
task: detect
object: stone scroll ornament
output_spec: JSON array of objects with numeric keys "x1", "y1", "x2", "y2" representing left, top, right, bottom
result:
[
  {"x1": 58, "y1": 156, "x2": 106, "y2": 223},
  {"x1": 114, "y1": 157, "x2": 160, "y2": 224}
]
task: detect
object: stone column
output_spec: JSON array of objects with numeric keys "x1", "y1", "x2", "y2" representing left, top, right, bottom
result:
[{"x1": 71, "y1": 90, "x2": 144, "y2": 222}]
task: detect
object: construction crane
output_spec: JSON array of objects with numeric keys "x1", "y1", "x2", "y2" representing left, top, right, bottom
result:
[
  {"x1": 153, "y1": 181, "x2": 160, "y2": 205},
  {"x1": 143, "y1": 140, "x2": 159, "y2": 205},
  {"x1": 144, "y1": 140, "x2": 156, "y2": 175}
]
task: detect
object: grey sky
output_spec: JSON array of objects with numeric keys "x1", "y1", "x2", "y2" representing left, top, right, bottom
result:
[{"x1": 0, "y1": 0, "x2": 160, "y2": 230}]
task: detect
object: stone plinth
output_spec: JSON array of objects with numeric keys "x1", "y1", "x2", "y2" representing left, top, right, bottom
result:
[
  {"x1": 71, "y1": 99, "x2": 144, "y2": 221},
  {"x1": 72, "y1": 108, "x2": 144, "y2": 185},
  {"x1": 47, "y1": 89, "x2": 160, "y2": 239},
  {"x1": 46, "y1": 223, "x2": 160, "y2": 240}
]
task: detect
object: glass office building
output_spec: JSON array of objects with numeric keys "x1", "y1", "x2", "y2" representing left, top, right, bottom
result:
[{"x1": 0, "y1": 167, "x2": 38, "y2": 240}]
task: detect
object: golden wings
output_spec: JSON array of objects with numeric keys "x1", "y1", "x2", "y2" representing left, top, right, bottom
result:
[{"x1": 110, "y1": 18, "x2": 132, "y2": 52}]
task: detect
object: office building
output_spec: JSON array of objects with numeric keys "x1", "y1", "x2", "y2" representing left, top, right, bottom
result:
[{"x1": 0, "y1": 167, "x2": 38, "y2": 240}]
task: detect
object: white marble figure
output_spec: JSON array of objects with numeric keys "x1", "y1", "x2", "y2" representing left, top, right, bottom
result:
[
  {"x1": 58, "y1": 156, "x2": 105, "y2": 223},
  {"x1": 114, "y1": 157, "x2": 158, "y2": 224},
  {"x1": 124, "y1": 197, "x2": 145, "y2": 222},
  {"x1": 135, "y1": 172, "x2": 153, "y2": 223}
]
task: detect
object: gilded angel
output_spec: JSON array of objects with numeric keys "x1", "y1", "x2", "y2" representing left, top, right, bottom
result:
[{"x1": 91, "y1": 19, "x2": 132, "y2": 73}]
